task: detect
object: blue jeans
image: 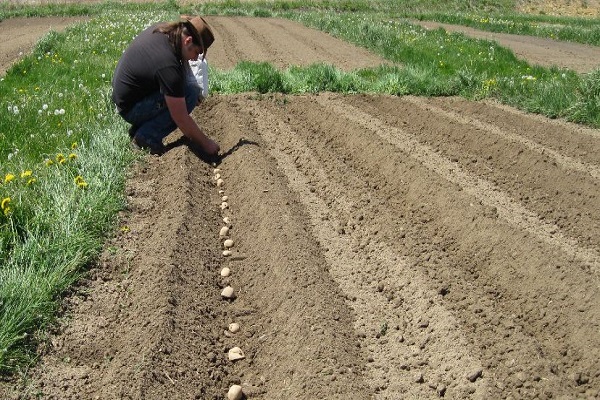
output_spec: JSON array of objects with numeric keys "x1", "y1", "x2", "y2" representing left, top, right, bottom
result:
[{"x1": 122, "y1": 80, "x2": 200, "y2": 145}]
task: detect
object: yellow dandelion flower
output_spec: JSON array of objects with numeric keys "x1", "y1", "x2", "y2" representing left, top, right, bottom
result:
[
  {"x1": 27, "y1": 178, "x2": 36, "y2": 185},
  {"x1": 71, "y1": 142, "x2": 78, "y2": 150},
  {"x1": 45, "y1": 158, "x2": 54, "y2": 166},
  {"x1": 56, "y1": 153, "x2": 66, "y2": 165},
  {"x1": 1, "y1": 197, "x2": 10, "y2": 216},
  {"x1": 4, "y1": 173, "x2": 15, "y2": 184},
  {"x1": 68, "y1": 153, "x2": 77, "y2": 160},
  {"x1": 121, "y1": 225, "x2": 130, "y2": 233},
  {"x1": 20, "y1": 170, "x2": 32, "y2": 179},
  {"x1": 74, "y1": 175, "x2": 88, "y2": 189}
]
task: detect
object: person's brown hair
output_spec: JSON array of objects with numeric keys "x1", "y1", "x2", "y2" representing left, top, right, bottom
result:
[{"x1": 154, "y1": 21, "x2": 202, "y2": 60}]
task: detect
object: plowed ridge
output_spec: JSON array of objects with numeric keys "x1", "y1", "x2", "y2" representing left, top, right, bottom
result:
[
  {"x1": 322, "y1": 95, "x2": 599, "y2": 270},
  {"x1": 202, "y1": 93, "x2": 599, "y2": 398}
]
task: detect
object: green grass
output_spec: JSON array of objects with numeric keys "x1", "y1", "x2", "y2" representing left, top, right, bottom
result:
[
  {"x1": 409, "y1": 12, "x2": 600, "y2": 46},
  {"x1": 0, "y1": 8, "x2": 170, "y2": 373},
  {"x1": 0, "y1": 0, "x2": 179, "y2": 19},
  {"x1": 281, "y1": 12, "x2": 590, "y2": 118},
  {"x1": 210, "y1": 10, "x2": 593, "y2": 122},
  {"x1": 192, "y1": 0, "x2": 600, "y2": 46},
  {"x1": 0, "y1": 0, "x2": 599, "y2": 374}
]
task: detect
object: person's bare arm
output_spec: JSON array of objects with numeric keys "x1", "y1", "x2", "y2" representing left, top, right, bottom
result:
[{"x1": 165, "y1": 95, "x2": 219, "y2": 155}]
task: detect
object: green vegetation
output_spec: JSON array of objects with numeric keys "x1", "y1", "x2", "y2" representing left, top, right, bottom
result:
[
  {"x1": 0, "y1": 9, "x2": 166, "y2": 373},
  {"x1": 193, "y1": 0, "x2": 600, "y2": 45},
  {"x1": 0, "y1": 0, "x2": 599, "y2": 374},
  {"x1": 411, "y1": 12, "x2": 600, "y2": 46},
  {"x1": 0, "y1": 0, "x2": 179, "y2": 18},
  {"x1": 211, "y1": 8, "x2": 594, "y2": 122}
]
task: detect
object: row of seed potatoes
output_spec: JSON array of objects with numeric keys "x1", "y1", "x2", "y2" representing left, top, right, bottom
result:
[{"x1": 214, "y1": 168, "x2": 245, "y2": 400}]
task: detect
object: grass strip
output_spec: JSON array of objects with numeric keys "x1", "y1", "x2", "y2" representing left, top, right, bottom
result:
[
  {"x1": 0, "y1": 9, "x2": 173, "y2": 373},
  {"x1": 410, "y1": 12, "x2": 600, "y2": 46}
]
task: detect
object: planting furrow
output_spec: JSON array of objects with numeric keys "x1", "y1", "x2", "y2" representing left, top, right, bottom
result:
[
  {"x1": 319, "y1": 95, "x2": 599, "y2": 271},
  {"x1": 252, "y1": 104, "x2": 488, "y2": 399},
  {"x1": 234, "y1": 93, "x2": 599, "y2": 398},
  {"x1": 403, "y1": 96, "x2": 600, "y2": 180},
  {"x1": 137, "y1": 149, "x2": 230, "y2": 399},
  {"x1": 199, "y1": 97, "x2": 373, "y2": 399}
]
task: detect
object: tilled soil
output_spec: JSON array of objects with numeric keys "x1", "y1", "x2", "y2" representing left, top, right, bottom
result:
[{"x1": 1, "y1": 15, "x2": 600, "y2": 400}]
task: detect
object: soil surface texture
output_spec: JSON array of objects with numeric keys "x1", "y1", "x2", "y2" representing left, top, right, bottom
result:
[{"x1": 1, "y1": 14, "x2": 600, "y2": 400}]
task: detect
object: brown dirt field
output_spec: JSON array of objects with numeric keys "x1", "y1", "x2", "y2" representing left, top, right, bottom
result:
[{"x1": 1, "y1": 12, "x2": 600, "y2": 400}]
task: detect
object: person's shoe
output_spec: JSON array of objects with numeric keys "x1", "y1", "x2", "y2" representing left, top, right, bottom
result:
[{"x1": 132, "y1": 134, "x2": 167, "y2": 155}]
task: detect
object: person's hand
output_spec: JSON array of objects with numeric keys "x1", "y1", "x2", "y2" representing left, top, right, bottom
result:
[{"x1": 201, "y1": 137, "x2": 220, "y2": 155}]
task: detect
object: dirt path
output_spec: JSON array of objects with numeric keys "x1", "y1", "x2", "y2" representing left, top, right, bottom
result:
[{"x1": 1, "y1": 14, "x2": 600, "y2": 400}]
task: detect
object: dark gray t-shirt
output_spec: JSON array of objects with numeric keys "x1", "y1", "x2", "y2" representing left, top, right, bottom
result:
[{"x1": 112, "y1": 24, "x2": 185, "y2": 115}]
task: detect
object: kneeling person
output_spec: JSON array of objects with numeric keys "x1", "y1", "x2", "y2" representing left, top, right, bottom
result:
[{"x1": 112, "y1": 16, "x2": 219, "y2": 156}]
